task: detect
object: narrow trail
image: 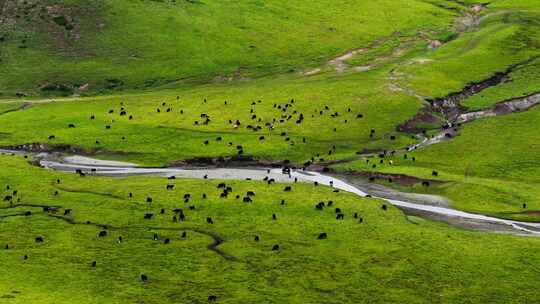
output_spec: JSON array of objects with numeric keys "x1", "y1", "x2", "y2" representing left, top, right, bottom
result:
[
  {"x1": 386, "y1": 4, "x2": 504, "y2": 101},
  {"x1": 15, "y1": 151, "x2": 538, "y2": 236},
  {"x1": 303, "y1": 33, "x2": 424, "y2": 76},
  {"x1": 0, "y1": 201, "x2": 239, "y2": 261},
  {"x1": 49, "y1": 215, "x2": 240, "y2": 261}
]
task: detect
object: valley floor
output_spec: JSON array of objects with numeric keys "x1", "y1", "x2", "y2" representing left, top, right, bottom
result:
[{"x1": 0, "y1": 0, "x2": 539, "y2": 303}]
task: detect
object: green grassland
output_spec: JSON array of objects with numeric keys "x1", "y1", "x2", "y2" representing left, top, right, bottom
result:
[
  {"x1": 1, "y1": 154, "x2": 540, "y2": 303},
  {"x1": 0, "y1": 0, "x2": 456, "y2": 96},
  {"x1": 0, "y1": 70, "x2": 420, "y2": 166},
  {"x1": 463, "y1": 58, "x2": 540, "y2": 110},
  {"x1": 0, "y1": 1, "x2": 537, "y2": 215},
  {"x1": 0, "y1": 0, "x2": 540, "y2": 302},
  {"x1": 332, "y1": 1, "x2": 540, "y2": 221},
  {"x1": 335, "y1": 103, "x2": 540, "y2": 221},
  {"x1": 394, "y1": 10, "x2": 539, "y2": 98}
]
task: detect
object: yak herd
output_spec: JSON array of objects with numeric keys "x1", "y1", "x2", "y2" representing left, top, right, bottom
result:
[
  {"x1": 47, "y1": 96, "x2": 398, "y2": 168},
  {"x1": 42, "y1": 95, "x2": 436, "y2": 179},
  {"x1": 1, "y1": 159, "x2": 391, "y2": 304},
  {"x1": 0, "y1": 96, "x2": 434, "y2": 303}
]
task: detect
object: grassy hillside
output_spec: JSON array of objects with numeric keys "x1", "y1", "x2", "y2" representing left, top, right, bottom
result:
[
  {"x1": 0, "y1": 1, "x2": 539, "y2": 302},
  {"x1": 0, "y1": 0, "x2": 456, "y2": 96},
  {"x1": 332, "y1": 1, "x2": 540, "y2": 221},
  {"x1": 336, "y1": 102, "x2": 540, "y2": 221},
  {"x1": 1, "y1": 154, "x2": 540, "y2": 303},
  {"x1": 0, "y1": 0, "x2": 537, "y2": 216}
]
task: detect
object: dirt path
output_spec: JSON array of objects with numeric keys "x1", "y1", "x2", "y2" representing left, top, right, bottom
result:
[
  {"x1": 303, "y1": 33, "x2": 423, "y2": 76},
  {"x1": 386, "y1": 4, "x2": 503, "y2": 101},
  {"x1": 0, "y1": 201, "x2": 238, "y2": 261}
]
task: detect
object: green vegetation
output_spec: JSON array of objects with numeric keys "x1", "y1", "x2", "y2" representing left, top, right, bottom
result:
[
  {"x1": 463, "y1": 58, "x2": 540, "y2": 110},
  {"x1": 0, "y1": 71, "x2": 420, "y2": 166},
  {"x1": 332, "y1": 0, "x2": 540, "y2": 222},
  {"x1": 0, "y1": 0, "x2": 456, "y2": 96},
  {"x1": 0, "y1": 101, "x2": 23, "y2": 115},
  {"x1": 395, "y1": 11, "x2": 539, "y2": 98},
  {"x1": 1, "y1": 154, "x2": 540, "y2": 303},
  {"x1": 1, "y1": 0, "x2": 540, "y2": 302},
  {"x1": 335, "y1": 103, "x2": 540, "y2": 221}
]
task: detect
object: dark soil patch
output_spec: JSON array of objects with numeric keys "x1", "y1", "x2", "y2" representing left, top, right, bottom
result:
[
  {"x1": 39, "y1": 83, "x2": 74, "y2": 95},
  {"x1": 398, "y1": 110, "x2": 442, "y2": 133},
  {"x1": 170, "y1": 155, "x2": 288, "y2": 169},
  {"x1": 347, "y1": 171, "x2": 443, "y2": 187},
  {"x1": 2, "y1": 143, "x2": 86, "y2": 154}
]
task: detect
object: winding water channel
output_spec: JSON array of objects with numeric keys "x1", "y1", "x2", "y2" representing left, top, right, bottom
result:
[{"x1": 21, "y1": 152, "x2": 539, "y2": 236}]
